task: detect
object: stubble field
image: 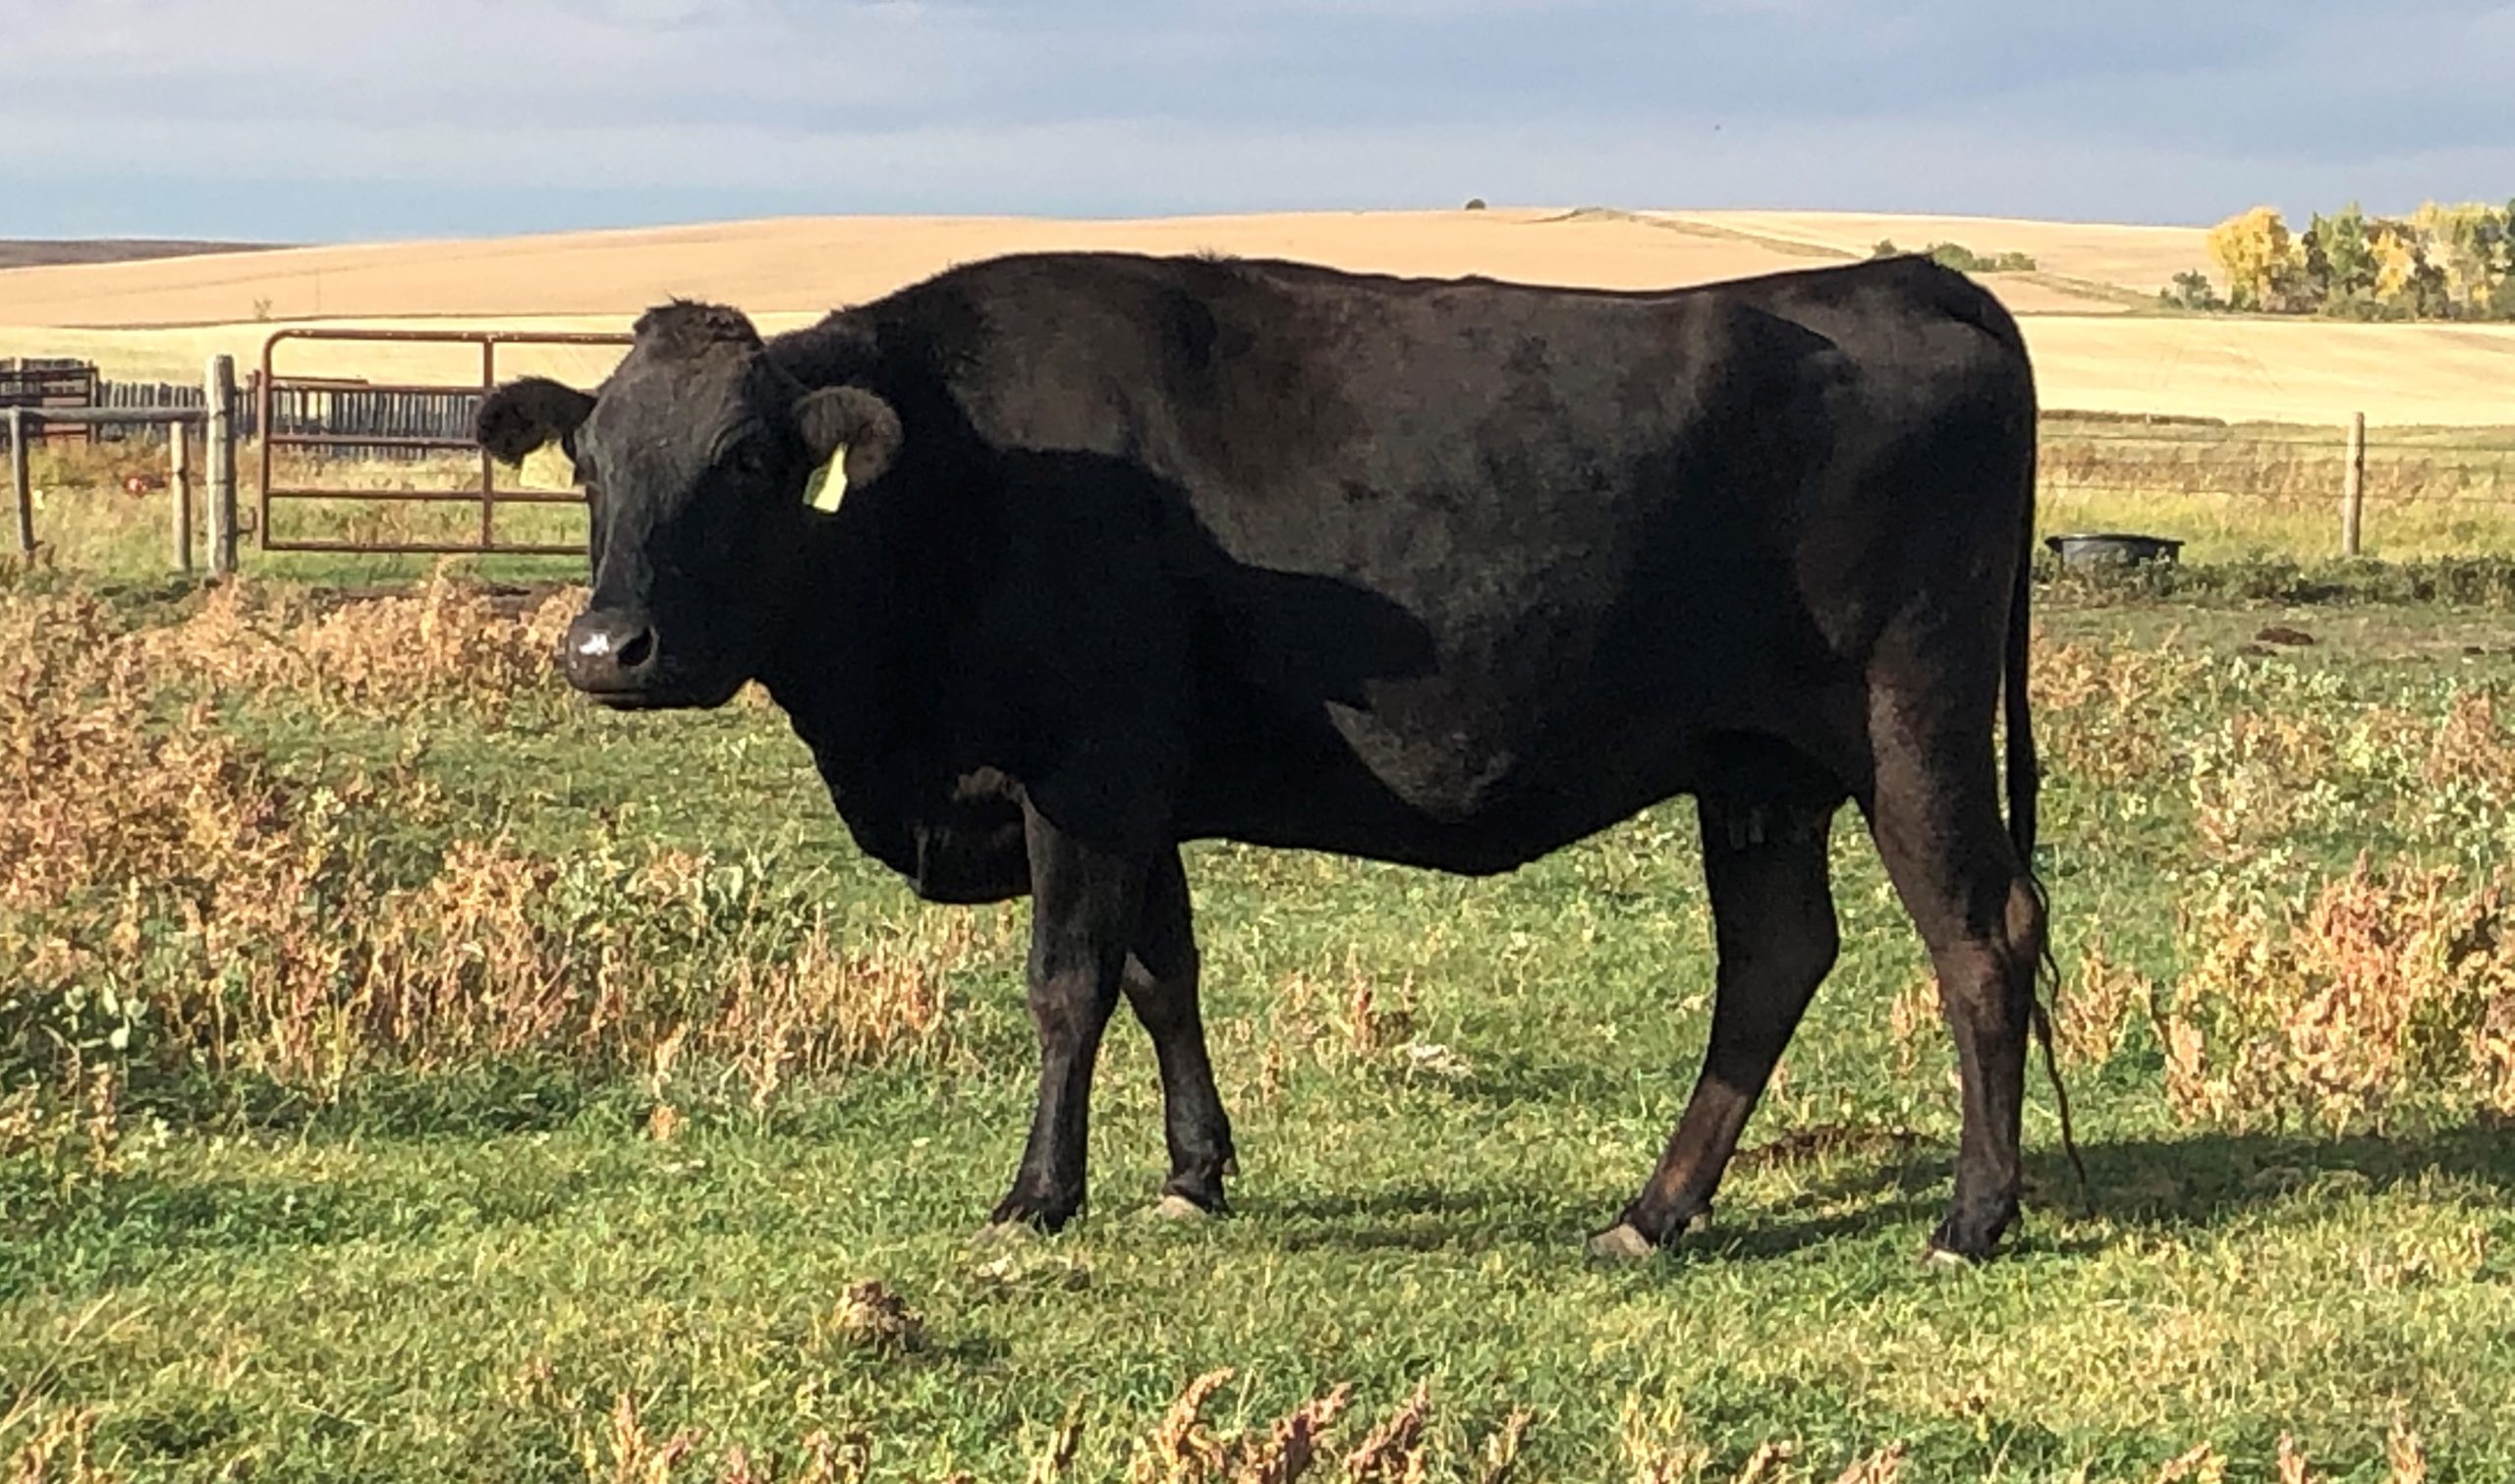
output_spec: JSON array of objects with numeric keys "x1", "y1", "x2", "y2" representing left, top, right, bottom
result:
[{"x1": 5, "y1": 208, "x2": 2514, "y2": 426}]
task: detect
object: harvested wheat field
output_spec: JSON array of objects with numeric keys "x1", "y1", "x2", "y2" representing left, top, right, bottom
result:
[
  {"x1": 2024, "y1": 314, "x2": 2515, "y2": 425},
  {"x1": 6, "y1": 205, "x2": 2508, "y2": 426},
  {"x1": 1673, "y1": 209, "x2": 2212, "y2": 299},
  {"x1": 0, "y1": 210, "x2": 1832, "y2": 326},
  {"x1": 0, "y1": 203, "x2": 2504, "y2": 427}
]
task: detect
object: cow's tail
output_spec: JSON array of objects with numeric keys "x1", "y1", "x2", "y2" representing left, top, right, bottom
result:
[{"x1": 2007, "y1": 446, "x2": 2090, "y2": 1207}]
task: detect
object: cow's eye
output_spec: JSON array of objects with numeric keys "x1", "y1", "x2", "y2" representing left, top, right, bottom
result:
[{"x1": 726, "y1": 442, "x2": 769, "y2": 477}]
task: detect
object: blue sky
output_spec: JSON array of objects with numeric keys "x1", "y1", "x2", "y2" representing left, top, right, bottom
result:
[{"x1": 3, "y1": 0, "x2": 2509, "y2": 242}]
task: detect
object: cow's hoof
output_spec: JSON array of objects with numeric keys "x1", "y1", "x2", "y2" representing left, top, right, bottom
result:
[
  {"x1": 984, "y1": 1188, "x2": 1081, "y2": 1237},
  {"x1": 1587, "y1": 1222, "x2": 1656, "y2": 1261},
  {"x1": 1149, "y1": 1193, "x2": 1212, "y2": 1222},
  {"x1": 1923, "y1": 1222, "x2": 1998, "y2": 1267},
  {"x1": 1926, "y1": 1203, "x2": 2013, "y2": 1265}
]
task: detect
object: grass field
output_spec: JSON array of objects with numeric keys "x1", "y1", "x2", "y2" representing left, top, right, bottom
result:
[
  {"x1": 7, "y1": 504, "x2": 2515, "y2": 1480},
  {"x1": 2038, "y1": 417, "x2": 2515, "y2": 561}
]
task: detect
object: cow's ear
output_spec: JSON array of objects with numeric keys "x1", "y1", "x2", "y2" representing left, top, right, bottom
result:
[
  {"x1": 795, "y1": 385, "x2": 902, "y2": 488},
  {"x1": 476, "y1": 377, "x2": 595, "y2": 463}
]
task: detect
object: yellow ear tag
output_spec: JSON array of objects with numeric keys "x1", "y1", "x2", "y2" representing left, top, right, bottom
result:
[
  {"x1": 802, "y1": 444, "x2": 849, "y2": 513},
  {"x1": 514, "y1": 440, "x2": 579, "y2": 492}
]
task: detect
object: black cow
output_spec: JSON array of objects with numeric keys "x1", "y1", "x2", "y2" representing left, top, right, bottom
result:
[{"x1": 476, "y1": 250, "x2": 2052, "y2": 1260}]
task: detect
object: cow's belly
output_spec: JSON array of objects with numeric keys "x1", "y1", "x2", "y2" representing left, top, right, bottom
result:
[
  {"x1": 1179, "y1": 692, "x2": 1713, "y2": 875},
  {"x1": 1179, "y1": 636, "x2": 1861, "y2": 874}
]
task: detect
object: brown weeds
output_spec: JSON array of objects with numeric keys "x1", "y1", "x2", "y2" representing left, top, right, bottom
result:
[
  {"x1": 113, "y1": 569, "x2": 581, "y2": 716},
  {"x1": 1232, "y1": 1387, "x2": 1354, "y2": 1484},
  {"x1": 1265, "y1": 952, "x2": 1422, "y2": 1074},
  {"x1": 827, "y1": 1281, "x2": 926, "y2": 1358},
  {"x1": 2423, "y1": 687, "x2": 2514, "y2": 788},
  {"x1": 1338, "y1": 1381, "x2": 1429, "y2": 1484},
  {"x1": 1132, "y1": 1369, "x2": 1233, "y2": 1484},
  {"x1": 1, "y1": 581, "x2": 963, "y2": 1108},
  {"x1": 0, "y1": 590, "x2": 290, "y2": 912},
  {"x1": 2, "y1": 1406, "x2": 109, "y2": 1484},
  {"x1": 3, "y1": 1364, "x2": 2454, "y2": 1484},
  {"x1": 2060, "y1": 939, "x2": 2150, "y2": 1069},
  {"x1": 1887, "y1": 970, "x2": 1941, "y2": 1076},
  {"x1": 2030, "y1": 639, "x2": 2208, "y2": 794},
  {"x1": 1619, "y1": 1396, "x2": 1712, "y2": 1484},
  {"x1": 2164, "y1": 857, "x2": 2515, "y2": 1130},
  {"x1": 2187, "y1": 710, "x2": 2341, "y2": 860}
]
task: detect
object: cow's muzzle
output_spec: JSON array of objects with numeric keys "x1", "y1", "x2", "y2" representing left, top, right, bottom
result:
[{"x1": 561, "y1": 607, "x2": 662, "y2": 699}]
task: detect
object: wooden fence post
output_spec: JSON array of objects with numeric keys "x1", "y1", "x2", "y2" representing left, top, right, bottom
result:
[
  {"x1": 8, "y1": 407, "x2": 30, "y2": 556},
  {"x1": 169, "y1": 418, "x2": 194, "y2": 575},
  {"x1": 2341, "y1": 412, "x2": 2367, "y2": 558},
  {"x1": 205, "y1": 355, "x2": 238, "y2": 577}
]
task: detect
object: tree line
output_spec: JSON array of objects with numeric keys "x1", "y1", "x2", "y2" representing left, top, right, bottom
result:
[
  {"x1": 1871, "y1": 239, "x2": 2039, "y2": 274},
  {"x1": 2169, "y1": 201, "x2": 2515, "y2": 320}
]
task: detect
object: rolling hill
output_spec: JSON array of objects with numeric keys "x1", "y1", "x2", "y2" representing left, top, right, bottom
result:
[{"x1": 1, "y1": 209, "x2": 2507, "y2": 426}]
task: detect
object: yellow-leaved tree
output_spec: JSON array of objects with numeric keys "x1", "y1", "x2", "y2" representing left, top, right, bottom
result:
[
  {"x1": 2370, "y1": 218, "x2": 2446, "y2": 315},
  {"x1": 2206, "y1": 206, "x2": 2305, "y2": 311},
  {"x1": 2412, "y1": 201, "x2": 2506, "y2": 316}
]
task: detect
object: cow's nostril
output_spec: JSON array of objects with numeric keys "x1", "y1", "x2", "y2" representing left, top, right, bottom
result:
[{"x1": 616, "y1": 628, "x2": 655, "y2": 671}]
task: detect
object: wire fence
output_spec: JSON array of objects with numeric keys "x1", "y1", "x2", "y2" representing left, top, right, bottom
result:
[
  {"x1": 32, "y1": 366, "x2": 2515, "y2": 507},
  {"x1": 2040, "y1": 415, "x2": 2515, "y2": 518},
  {"x1": 17, "y1": 351, "x2": 2515, "y2": 561}
]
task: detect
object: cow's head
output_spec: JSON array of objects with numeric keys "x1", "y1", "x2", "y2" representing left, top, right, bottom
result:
[{"x1": 475, "y1": 302, "x2": 901, "y2": 708}]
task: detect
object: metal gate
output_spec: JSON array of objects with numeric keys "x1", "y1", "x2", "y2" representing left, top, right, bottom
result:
[{"x1": 256, "y1": 327, "x2": 630, "y2": 555}]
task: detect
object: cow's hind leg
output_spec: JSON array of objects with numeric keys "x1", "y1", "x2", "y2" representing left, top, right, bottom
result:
[
  {"x1": 1124, "y1": 848, "x2": 1236, "y2": 1216},
  {"x1": 1593, "y1": 788, "x2": 1840, "y2": 1256},
  {"x1": 1865, "y1": 686, "x2": 2043, "y2": 1261}
]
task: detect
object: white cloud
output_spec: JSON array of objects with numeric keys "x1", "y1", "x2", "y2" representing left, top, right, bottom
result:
[{"x1": 0, "y1": 0, "x2": 2506, "y2": 235}]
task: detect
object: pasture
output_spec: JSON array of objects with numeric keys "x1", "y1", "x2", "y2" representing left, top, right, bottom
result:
[{"x1": 6, "y1": 455, "x2": 2515, "y2": 1480}]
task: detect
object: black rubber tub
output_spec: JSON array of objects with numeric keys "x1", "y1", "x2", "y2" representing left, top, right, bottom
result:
[{"x1": 2043, "y1": 532, "x2": 2184, "y2": 569}]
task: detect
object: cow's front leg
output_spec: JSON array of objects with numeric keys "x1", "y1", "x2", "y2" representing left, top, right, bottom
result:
[{"x1": 985, "y1": 796, "x2": 1152, "y2": 1234}]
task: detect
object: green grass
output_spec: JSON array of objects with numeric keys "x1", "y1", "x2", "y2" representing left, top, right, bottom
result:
[{"x1": 8, "y1": 580, "x2": 2515, "y2": 1480}]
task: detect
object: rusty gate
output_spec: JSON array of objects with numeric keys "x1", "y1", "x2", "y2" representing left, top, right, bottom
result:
[{"x1": 256, "y1": 327, "x2": 630, "y2": 555}]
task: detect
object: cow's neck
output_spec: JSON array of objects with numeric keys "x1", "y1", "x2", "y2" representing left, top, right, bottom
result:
[
  {"x1": 755, "y1": 517, "x2": 890, "y2": 757},
  {"x1": 754, "y1": 492, "x2": 983, "y2": 787}
]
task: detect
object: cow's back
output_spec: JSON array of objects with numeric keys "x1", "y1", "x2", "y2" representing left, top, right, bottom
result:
[{"x1": 847, "y1": 252, "x2": 2034, "y2": 870}]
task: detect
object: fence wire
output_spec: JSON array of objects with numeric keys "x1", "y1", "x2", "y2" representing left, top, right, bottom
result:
[{"x1": 28, "y1": 363, "x2": 2515, "y2": 522}]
